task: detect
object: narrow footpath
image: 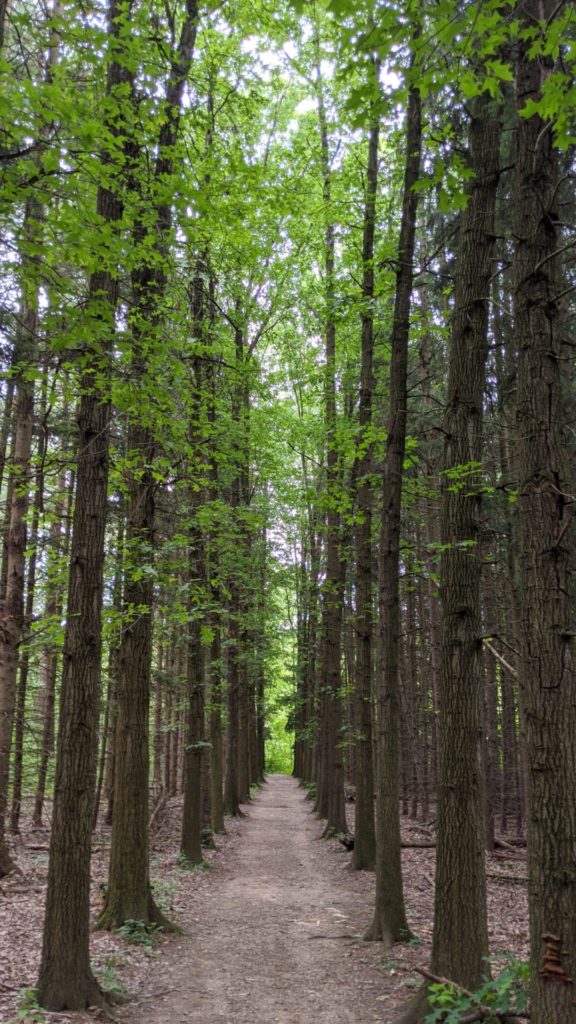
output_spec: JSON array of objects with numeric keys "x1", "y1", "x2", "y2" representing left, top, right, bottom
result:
[{"x1": 126, "y1": 775, "x2": 388, "y2": 1024}]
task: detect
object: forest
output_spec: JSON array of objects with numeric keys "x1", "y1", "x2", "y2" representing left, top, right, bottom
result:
[{"x1": 0, "y1": 0, "x2": 575, "y2": 1021}]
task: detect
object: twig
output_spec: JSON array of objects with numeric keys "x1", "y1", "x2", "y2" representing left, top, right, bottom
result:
[{"x1": 483, "y1": 640, "x2": 518, "y2": 678}]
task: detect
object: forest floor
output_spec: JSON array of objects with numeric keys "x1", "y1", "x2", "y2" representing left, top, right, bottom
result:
[{"x1": 0, "y1": 775, "x2": 528, "y2": 1024}]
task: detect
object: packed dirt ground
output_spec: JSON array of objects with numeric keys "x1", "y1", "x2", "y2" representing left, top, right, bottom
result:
[{"x1": 0, "y1": 775, "x2": 528, "y2": 1023}]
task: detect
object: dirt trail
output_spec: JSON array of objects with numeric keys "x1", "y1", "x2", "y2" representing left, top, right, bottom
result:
[{"x1": 126, "y1": 775, "x2": 387, "y2": 1024}]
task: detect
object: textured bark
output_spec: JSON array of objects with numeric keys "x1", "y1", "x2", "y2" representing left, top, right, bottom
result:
[
  {"x1": 396, "y1": 91, "x2": 501, "y2": 1024},
  {"x1": 367, "y1": 75, "x2": 421, "y2": 943},
  {"x1": 98, "y1": 0, "x2": 197, "y2": 927},
  {"x1": 37, "y1": 368, "x2": 115, "y2": 1009},
  {"x1": 32, "y1": 466, "x2": 72, "y2": 829},
  {"x1": 0, "y1": 381, "x2": 14, "y2": 501},
  {"x1": 514, "y1": 2, "x2": 576, "y2": 1018},
  {"x1": 225, "y1": 606, "x2": 241, "y2": 815},
  {"x1": 37, "y1": 1, "x2": 133, "y2": 1008},
  {"x1": 9, "y1": 376, "x2": 46, "y2": 834},
  {"x1": 0, "y1": 194, "x2": 40, "y2": 876},
  {"x1": 209, "y1": 618, "x2": 225, "y2": 832},
  {"x1": 430, "y1": 94, "x2": 500, "y2": 988},
  {"x1": 93, "y1": 512, "x2": 123, "y2": 831},
  {"x1": 97, "y1": 422, "x2": 169, "y2": 930},
  {"x1": 351, "y1": 63, "x2": 379, "y2": 871},
  {"x1": 313, "y1": 37, "x2": 346, "y2": 837},
  {"x1": 181, "y1": 344, "x2": 207, "y2": 866}
]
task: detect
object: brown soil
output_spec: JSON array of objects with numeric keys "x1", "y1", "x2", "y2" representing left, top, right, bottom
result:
[
  {"x1": 0, "y1": 775, "x2": 528, "y2": 1024},
  {"x1": 124, "y1": 774, "x2": 388, "y2": 1024}
]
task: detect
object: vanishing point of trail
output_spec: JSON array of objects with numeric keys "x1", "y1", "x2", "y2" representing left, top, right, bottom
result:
[{"x1": 128, "y1": 775, "x2": 386, "y2": 1023}]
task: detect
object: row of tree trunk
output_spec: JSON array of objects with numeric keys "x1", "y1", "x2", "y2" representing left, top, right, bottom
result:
[{"x1": 294, "y1": 5, "x2": 576, "y2": 1023}]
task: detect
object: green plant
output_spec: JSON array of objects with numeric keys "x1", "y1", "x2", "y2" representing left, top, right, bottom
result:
[
  {"x1": 305, "y1": 781, "x2": 317, "y2": 800},
  {"x1": 7, "y1": 987, "x2": 45, "y2": 1023},
  {"x1": 151, "y1": 875, "x2": 175, "y2": 912},
  {"x1": 115, "y1": 919, "x2": 163, "y2": 949},
  {"x1": 92, "y1": 955, "x2": 127, "y2": 997},
  {"x1": 177, "y1": 852, "x2": 211, "y2": 871},
  {"x1": 201, "y1": 827, "x2": 216, "y2": 849},
  {"x1": 425, "y1": 957, "x2": 529, "y2": 1023}
]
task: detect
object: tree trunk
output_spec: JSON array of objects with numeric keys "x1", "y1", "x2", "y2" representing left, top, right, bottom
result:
[
  {"x1": 351, "y1": 55, "x2": 379, "y2": 871},
  {"x1": 0, "y1": 193, "x2": 40, "y2": 876},
  {"x1": 514, "y1": 3, "x2": 576, "y2": 1018},
  {"x1": 32, "y1": 466, "x2": 73, "y2": 829},
  {"x1": 367, "y1": 70, "x2": 421, "y2": 943},
  {"x1": 429, "y1": 92, "x2": 500, "y2": 989},
  {"x1": 37, "y1": 1, "x2": 134, "y2": 1007},
  {"x1": 314, "y1": 34, "x2": 346, "y2": 838},
  {"x1": 9, "y1": 373, "x2": 46, "y2": 834}
]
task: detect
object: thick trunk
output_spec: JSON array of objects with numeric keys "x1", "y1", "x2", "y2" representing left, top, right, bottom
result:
[
  {"x1": 514, "y1": 3, "x2": 576, "y2": 1018},
  {"x1": 430, "y1": 93, "x2": 500, "y2": 988},
  {"x1": 37, "y1": 2, "x2": 133, "y2": 1007},
  {"x1": 97, "y1": 427, "x2": 164, "y2": 929},
  {"x1": 98, "y1": 0, "x2": 197, "y2": 925},
  {"x1": 397, "y1": 91, "x2": 501, "y2": 1024},
  {"x1": 37, "y1": 385, "x2": 114, "y2": 1009}
]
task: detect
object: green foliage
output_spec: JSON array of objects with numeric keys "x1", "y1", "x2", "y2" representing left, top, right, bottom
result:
[
  {"x1": 7, "y1": 988, "x2": 45, "y2": 1024},
  {"x1": 115, "y1": 919, "x2": 163, "y2": 949},
  {"x1": 177, "y1": 852, "x2": 211, "y2": 872},
  {"x1": 92, "y1": 956, "x2": 127, "y2": 998},
  {"x1": 425, "y1": 957, "x2": 529, "y2": 1023},
  {"x1": 151, "y1": 876, "x2": 176, "y2": 913}
]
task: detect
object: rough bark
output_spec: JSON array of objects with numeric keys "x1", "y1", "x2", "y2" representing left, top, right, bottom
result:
[
  {"x1": 429, "y1": 92, "x2": 500, "y2": 989},
  {"x1": 314, "y1": 35, "x2": 346, "y2": 838},
  {"x1": 396, "y1": 92, "x2": 501, "y2": 1024},
  {"x1": 0, "y1": 194, "x2": 40, "y2": 877},
  {"x1": 366, "y1": 73, "x2": 421, "y2": 943},
  {"x1": 9, "y1": 375, "x2": 46, "y2": 834},
  {"x1": 32, "y1": 466, "x2": 72, "y2": 829},
  {"x1": 351, "y1": 58, "x2": 379, "y2": 871},
  {"x1": 514, "y1": 2, "x2": 576, "y2": 1018},
  {"x1": 37, "y1": 0, "x2": 134, "y2": 1008}
]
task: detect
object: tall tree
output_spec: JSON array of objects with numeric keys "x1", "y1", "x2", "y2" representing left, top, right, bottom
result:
[
  {"x1": 514, "y1": 1, "x2": 576, "y2": 1019},
  {"x1": 313, "y1": 30, "x2": 347, "y2": 837},
  {"x1": 350, "y1": 42, "x2": 379, "y2": 873},
  {"x1": 98, "y1": 0, "x2": 198, "y2": 930},
  {"x1": 37, "y1": 0, "x2": 135, "y2": 1007},
  {"x1": 366, "y1": 50, "x2": 422, "y2": 939},
  {"x1": 398, "y1": 90, "x2": 501, "y2": 1023}
]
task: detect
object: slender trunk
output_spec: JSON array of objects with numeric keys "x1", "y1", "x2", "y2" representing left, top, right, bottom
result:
[
  {"x1": 367, "y1": 72, "x2": 421, "y2": 944},
  {"x1": 93, "y1": 512, "x2": 124, "y2": 831},
  {"x1": 351, "y1": 58, "x2": 379, "y2": 871},
  {"x1": 9, "y1": 374, "x2": 47, "y2": 834},
  {"x1": 314, "y1": 36, "x2": 346, "y2": 837},
  {"x1": 32, "y1": 466, "x2": 73, "y2": 829},
  {"x1": 0, "y1": 193, "x2": 40, "y2": 876}
]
